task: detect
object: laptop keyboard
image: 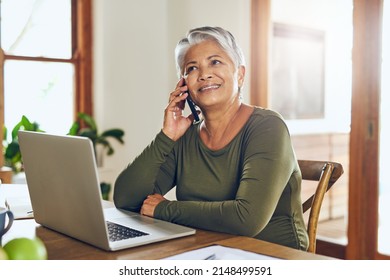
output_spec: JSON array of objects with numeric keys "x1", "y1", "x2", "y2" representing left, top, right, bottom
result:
[{"x1": 106, "y1": 221, "x2": 149, "y2": 242}]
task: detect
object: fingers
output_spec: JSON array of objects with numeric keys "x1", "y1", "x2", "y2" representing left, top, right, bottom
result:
[
  {"x1": 187, "y1": 109, "x2": 201, "y2": 123},
  {"x1": 176, "y1": 77, "x2": 186, "y2": 87},
  {"x1": 165, "y1": 95, "x2": 188, "y2": 124},
  {"x1": 140, "y1": 194, "x2": 166, "y2": 217},
  {"x1": 144, "y1": 193, "x2": 162, "y2": 203},
  {"x1": 140, "y1": 205, "x2": 152, "y2": 217},
  {"x1": 169, "y1": 79, "x2": 188, "y2": 105},
  {"x1": 162, "y1": 79, "x2": 193, "y2": 141},
  {"x1": 167, "y1": 79, "x2": 188, "y2": 113}
]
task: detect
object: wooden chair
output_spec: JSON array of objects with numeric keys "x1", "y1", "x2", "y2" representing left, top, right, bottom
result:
[{"x1": 298, "y1": 160, "x2": 344, "y2": 253}]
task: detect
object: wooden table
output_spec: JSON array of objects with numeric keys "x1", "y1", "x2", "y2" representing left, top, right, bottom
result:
[
  {"x1": 2, "y1": 218, "x2": 333, "y2": 260},
  {"x1": 1, "y1": 184, "x2": 334, "y2": 260}
]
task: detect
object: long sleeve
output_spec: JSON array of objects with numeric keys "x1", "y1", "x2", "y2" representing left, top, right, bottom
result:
[{"x1": 113, "y1": 131, "x2": 177, "y2": 211}]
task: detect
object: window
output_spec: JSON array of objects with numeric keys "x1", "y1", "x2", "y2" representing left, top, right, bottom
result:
[
  {"x1": 251, "y1": 0, "x2": 390, "y2": 259},
  {"x1": 0, "y1": 0, "x2": 92, "y2": 167},
  {"x1": 271, "y1": 23, "x2": 326, "y2": 120},
  {"x1": 252, "y1": 0, "x2": 352, "y2": 252}
]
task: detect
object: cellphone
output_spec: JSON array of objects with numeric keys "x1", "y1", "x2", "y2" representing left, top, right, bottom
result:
[
  {"x1": 186, "y1": 94, "x2": 201, "y2": 124},
  {"x1": 183, "y1": 80, "x2": 201, "y2": 124}
]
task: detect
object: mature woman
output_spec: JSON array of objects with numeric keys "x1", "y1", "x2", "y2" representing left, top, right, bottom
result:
[{"x1": 114, "y1": 26, "x2": 309, "y2": 250}]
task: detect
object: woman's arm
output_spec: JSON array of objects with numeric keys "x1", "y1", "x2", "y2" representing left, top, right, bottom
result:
[
  {"x1": 113, "y1": 131, "x2": 177, "y2": 211},
  {"x1": 114, "y1": 79, "x2": 196, "y2": 211}
]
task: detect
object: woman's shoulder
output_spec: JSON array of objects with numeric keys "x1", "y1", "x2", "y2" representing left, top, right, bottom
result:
[
  {"x1": 241, "y1": 107, "x2": 292, "y2": 149},
  {"x1": 242, "y1": 106, "x2": 290, "y2": 138},
  {"x1": 251, "y1": 106, "x2": 284, "y2": 120},
  {"x1": 245, "y1": 106, "x2": 286, "y2": 128}
]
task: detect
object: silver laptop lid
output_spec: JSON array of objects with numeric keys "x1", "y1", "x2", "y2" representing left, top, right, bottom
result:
[
  {"x1": 18, "y1": 131, "x2": 110, "y2": 249},
  {"x1": 18, "y1": 131, "x2": 196, "y2": 252}
]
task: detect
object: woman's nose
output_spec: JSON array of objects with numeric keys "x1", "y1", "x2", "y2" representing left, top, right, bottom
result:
[{"x1": 198, "y1": 68, "x2": 213, "y2": 81}]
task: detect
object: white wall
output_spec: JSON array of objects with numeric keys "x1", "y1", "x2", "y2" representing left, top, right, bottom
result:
[{"x1": 93, "y1": 0, "x2": 251, "y2": 190}]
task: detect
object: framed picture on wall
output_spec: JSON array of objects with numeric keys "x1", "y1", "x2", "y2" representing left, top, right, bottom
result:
[{"x1": 271, "y1": 23, "x2": 325, "y2": 120}]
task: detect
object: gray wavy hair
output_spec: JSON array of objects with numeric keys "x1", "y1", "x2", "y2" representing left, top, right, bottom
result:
[{"x1": 175, "y1": 26, "x2": 246, "y2": 77}]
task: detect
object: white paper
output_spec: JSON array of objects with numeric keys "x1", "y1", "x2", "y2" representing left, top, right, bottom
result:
[
  {"x1": 163, "y1": 245, "x2": 281, "y2": 260},
  {"x1": 0, "y1": 184, "x2": 33, "y2": 219},
  {"x1": 5, "y1": 196, "x2": 33, "y2": 219}
]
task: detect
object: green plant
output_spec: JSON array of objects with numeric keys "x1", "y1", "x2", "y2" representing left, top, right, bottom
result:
[
  {"x1": 2, "y1": 113, "x2": 123, "y2": 200},
  {"x1": 68, "y1": 112, "x2": 125, "y2": 158},
  {"x1": 68, "y1": 112, "x2": 125, "y2": 200},
  {"x1": 100, "y1": 182, "x2": 111, "y2": 200},
  {"x1": 3, "y1": 115, "x2": 44, "y2": 172}
]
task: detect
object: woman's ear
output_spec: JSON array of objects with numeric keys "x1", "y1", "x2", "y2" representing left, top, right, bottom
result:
[{"x1": 237, "y1": 65, "x2": 246, "y2": 89}]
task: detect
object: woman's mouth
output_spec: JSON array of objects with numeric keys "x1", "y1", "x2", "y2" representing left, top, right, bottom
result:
[{"x1": 198, "y1": 84, "x2": 221, "y2": 92}]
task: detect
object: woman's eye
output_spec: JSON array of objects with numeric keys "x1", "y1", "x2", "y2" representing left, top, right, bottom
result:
[
  {"x1": 185, "y1": 66, "x2": 197, "y2": 75},
  {"x1": 211, "y1": 60, "x2": 221, "y2": 65}
]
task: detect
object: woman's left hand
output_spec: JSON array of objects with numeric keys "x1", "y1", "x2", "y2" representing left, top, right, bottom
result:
[{"x1": 140, "y1": 193, "x2": 167, "y2": 217}]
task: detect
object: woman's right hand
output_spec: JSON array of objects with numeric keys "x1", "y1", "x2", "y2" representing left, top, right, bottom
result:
[{"x1": 162, "y1": 78, "x2": 194, "y2": 141}]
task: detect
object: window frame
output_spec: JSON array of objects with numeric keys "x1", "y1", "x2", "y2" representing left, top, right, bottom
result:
[{"x1": 0, "y1": 0, "x2": 93, "y2": 168}]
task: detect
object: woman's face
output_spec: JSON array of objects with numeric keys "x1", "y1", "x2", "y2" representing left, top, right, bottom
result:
[{"x1": 183, "y1": 40, "x2": 245, "y2": 110}]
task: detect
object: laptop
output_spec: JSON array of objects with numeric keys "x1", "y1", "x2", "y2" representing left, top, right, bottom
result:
[{"x1": 18, "y1": 130, "x2": 195, "y2": 251}]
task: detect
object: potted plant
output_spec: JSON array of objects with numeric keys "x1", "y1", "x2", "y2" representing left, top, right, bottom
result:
[
  {"x1": 67, "y1": 112, "x2": 125, "y2": 167},
  {"x1": 3, "y1": 113, "x2": 125, "y2": 200},
  {"x1": 3, "y1": 115, "x2": 44, "y2": 173},
  {"x1": 68, "y1": 112, "x2": 125, "y2": 200}
]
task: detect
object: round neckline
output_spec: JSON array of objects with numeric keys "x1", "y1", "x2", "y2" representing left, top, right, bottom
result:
[{"x1": 196, "y1": 108, "x2": 256, "y2": 154}]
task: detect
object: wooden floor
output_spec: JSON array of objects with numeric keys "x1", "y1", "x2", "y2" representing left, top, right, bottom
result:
[
  {"x1": 316, "y1": 215, "x2": 390, "y2": 256},
  {"x1": 316, "y1": 217, "x2": 348, "y2": 245}
]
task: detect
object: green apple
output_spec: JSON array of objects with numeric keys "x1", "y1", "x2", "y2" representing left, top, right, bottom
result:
[
  {"x1": 0, "y1": 246, "x2": 8, "y2": 260},
  {"x1": 3, "y1": 237, "x2": 47, "y2": 260}
]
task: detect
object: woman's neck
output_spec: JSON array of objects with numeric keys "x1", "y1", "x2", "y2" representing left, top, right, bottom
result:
[
  {"x1": 201, "y1": 102, "x2": 242, "y2": 137},
  {"x1": 199, "y1": 102, "x2": 253, "y2": 151}
]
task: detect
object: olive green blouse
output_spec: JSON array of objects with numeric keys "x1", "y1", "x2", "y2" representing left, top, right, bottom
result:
[{"x1": 114, "y1": 107, "x2": 309, "y2": 250}]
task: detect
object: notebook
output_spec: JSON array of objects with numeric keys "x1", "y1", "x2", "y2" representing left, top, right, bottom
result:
[{"x1": 18, "y1": 130, "x2": 195, "y2": 251}]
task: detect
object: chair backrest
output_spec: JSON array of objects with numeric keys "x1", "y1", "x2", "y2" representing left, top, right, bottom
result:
[{"x1": 298, "y1": 160, "x2": 344, "y2": 253}]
